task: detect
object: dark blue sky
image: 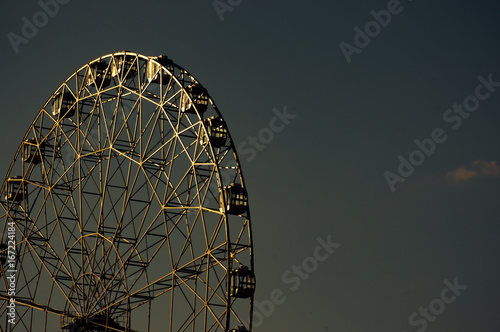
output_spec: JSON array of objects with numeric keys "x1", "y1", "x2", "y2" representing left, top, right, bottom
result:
[{"x1": 1, "y1": 0, "x2": 500, "y2": 331}]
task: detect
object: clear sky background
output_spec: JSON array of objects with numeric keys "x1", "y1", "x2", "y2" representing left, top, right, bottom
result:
[{"x1": 1, "y1": 0, "x2": 500, "y2": 331}]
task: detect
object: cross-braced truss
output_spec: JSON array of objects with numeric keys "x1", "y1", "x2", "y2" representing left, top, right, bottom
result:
[{"x1": 0, "y1": 52, "x2": 255, "y2": 332}]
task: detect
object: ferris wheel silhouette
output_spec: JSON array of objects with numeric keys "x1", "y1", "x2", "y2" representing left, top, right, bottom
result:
[{"x1": 0, "y1": 51, "x2": 255, "y2": 332}]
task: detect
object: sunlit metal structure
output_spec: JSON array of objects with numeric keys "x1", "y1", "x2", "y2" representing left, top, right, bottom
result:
[{"x1": 0, "y1": 52, "x2": 255, "y2": 331}]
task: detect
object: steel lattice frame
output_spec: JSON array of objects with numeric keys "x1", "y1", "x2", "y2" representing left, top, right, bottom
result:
[{"x1": 0, "y1": 52, "x2": 255, "y2": 332}]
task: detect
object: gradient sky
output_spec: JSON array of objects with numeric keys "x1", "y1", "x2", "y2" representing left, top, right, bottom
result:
[{"x1": 1, "y1": 0, "x2": 500, "y2": 331}]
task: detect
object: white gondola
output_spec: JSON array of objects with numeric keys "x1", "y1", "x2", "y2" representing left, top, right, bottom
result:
[
  {"x1": 5, "y1": 176, "x2": 26, "y2": 202},
  {"x1": 202, "y1": 116, "x2": 228, "y2": 147},
  {"x1": 182, "y1": 84, "x2": 208, "y2": 115},
  {"x1": 221, "y1": 183, "x2": 249, "y2": 215},
  {"x1": 22, "y1": 138, "x2": 44, "y2": 164},
  {"x1": 52, "y1": 91, "x2": 76, "y2": 119},
  {"x1": 112, "y1": 54, "x2": 137, "y2": 80},
  {"x1": 147, "y1": 55, "x2": 174, "y2": 84},
  {"x1": 88, "y1": 60, "x2": 111, "y2": 88},
  {"x1": 231, "y1": 266, "x2": 256, "y2": 299}
]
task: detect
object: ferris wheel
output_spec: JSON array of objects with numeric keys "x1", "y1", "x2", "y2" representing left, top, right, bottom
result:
[{"x1": 0, "y1": 52, "x2": 255, "y2": 332}]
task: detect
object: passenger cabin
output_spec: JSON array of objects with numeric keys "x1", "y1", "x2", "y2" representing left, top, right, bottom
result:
[
  {"x1": 5, "y1": 176, "x2": 26, "y2": 202},
  {"x1": 60, "y1": 315, "x2": 121, "y2": 331},
  {"x1": 221, "y1": 183, "x2": 248, "y2": 215},
  {"x1": 22, "y1": 138, "x2": 44, "y2": 164},
  {"x1": 52, "y1": 91, "x2": 76, "y2": 119},
  {"x1": 112, "y1": 54, "x2": 137, "y2": 80},
  {"x1": 231, "y1": 266, "x2": 256, "y2": 299},
  {"x1": 229, "y1": 327, "x2": 249, "y2": 332},
  {"x1": 202, "y1": 116, "x2": 228, "y2": 147},
  {"x1": 0, "y1": 243, "x2": 7, "y2": 265},
  {"x1": 88, "y1": 60, "x2": 111, "y2": 88},
  {"x1": 147, "y1": 55, "x2": 174, "y2": 84},
  {"x1": 182, "y1": 84, "x2": 208, "y2": 115}
]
